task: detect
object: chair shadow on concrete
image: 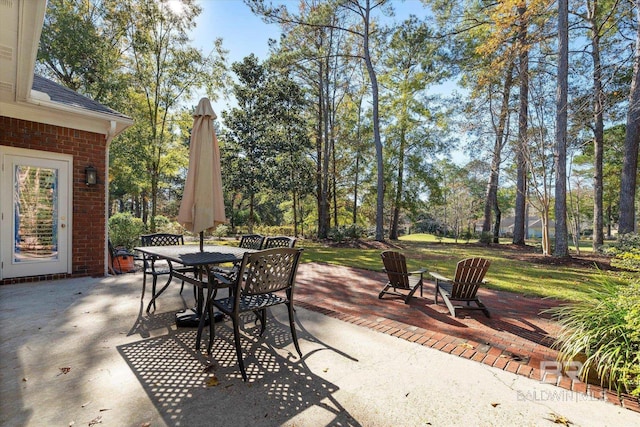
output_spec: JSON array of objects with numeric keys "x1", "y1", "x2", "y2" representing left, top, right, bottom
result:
[
  {"x1": 127, "y1": 290, "x2": 193, "y2": 338},
  {"x1": 117, "y1": 310, "x2": 362, "y2": 427}
]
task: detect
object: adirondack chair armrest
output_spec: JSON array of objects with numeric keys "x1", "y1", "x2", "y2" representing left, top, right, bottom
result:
[
  {"x1": 429, "y1": 271, "x2": 452, "y2": 283},
  {"x1": 410, "y1": 268, "x2": 427, "y2": 277}
]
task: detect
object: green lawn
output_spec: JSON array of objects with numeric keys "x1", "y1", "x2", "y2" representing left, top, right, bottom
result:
[{"x1": 294, "y1": 234, "x2": 616, "y2": 302}]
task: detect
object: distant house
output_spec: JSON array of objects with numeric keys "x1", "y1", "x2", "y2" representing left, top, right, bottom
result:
[
  {"x1": 0, "y1": 0, "x2": 133, "y2": 284},
  {"x1": 499, "y1": 216, "x2": 556, "y2": 239}
]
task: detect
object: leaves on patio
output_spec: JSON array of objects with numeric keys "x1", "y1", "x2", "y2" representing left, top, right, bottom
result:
[
  {"x1": 549, "y1": 413, "x2": 573, "y2": 425},
  {"x1": 206, "y1": 375, "x2": 220, "y2": 387},
  {"x1": 490, "y1": 402, "x2": 500, "y2": 407},
  {"x1": 88, "y1": 415, "x2": 102, "y2": 426},
  {"x1": 59, "y1": 366, "x2": 71, "y2": 375}
]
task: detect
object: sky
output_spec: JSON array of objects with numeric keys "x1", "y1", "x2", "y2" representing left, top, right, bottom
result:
[
  {"x1": 191, "y1": 0, "x2": 431, "y2": 65},
  {"x1": 188, "y1": 0, "x2": 438, "y2": 113},
  {"x1": 186, "y1": 0, "x2": 467, "y2": 163}
]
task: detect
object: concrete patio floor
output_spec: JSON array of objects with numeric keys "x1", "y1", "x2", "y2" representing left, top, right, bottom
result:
[{"x1": 1, "y1": 264, "x2": 639, "y2": 426}]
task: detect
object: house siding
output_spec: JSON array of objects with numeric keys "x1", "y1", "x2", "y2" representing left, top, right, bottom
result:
[{"x1": 1, "y1": 116, "x2": 106, "y2": 284}]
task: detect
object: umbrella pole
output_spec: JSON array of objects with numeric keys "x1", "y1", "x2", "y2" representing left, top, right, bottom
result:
[{"x1": 199, "y1": 231, "x2": 204, "y2": 252}]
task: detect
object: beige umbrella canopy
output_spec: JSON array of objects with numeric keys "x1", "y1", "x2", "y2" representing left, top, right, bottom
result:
[{"x1": 177, "y1": 98, "x2": 226, "y2": 250}]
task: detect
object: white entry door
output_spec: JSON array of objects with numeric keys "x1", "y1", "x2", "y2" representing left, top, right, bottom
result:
[{"x1": 0, "y1": 147, "x2": 72, "y2": 279}]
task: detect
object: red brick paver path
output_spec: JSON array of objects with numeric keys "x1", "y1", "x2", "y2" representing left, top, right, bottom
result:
[{"x1": 294, "y1": 262, "x2": 640, "y2": 413}]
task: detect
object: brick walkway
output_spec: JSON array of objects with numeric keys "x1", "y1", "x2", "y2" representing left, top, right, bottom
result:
[{"x1": 294, "y1": 262, "x2": 640, "y2": 413}]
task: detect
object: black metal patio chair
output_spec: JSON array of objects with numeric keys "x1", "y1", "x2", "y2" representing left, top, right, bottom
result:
[{"x1": 201, "y1": 247, "x2": 304, "y2": 381}]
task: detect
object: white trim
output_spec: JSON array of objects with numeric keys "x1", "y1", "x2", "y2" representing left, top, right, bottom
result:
[
  {"x1": 15, "y1": 0, "x2": 47, "y2": 101},
  {"x1": 0, "y1": 100, "x2": 133, "y2": 138}
]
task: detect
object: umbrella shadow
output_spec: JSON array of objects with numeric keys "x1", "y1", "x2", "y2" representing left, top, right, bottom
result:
[
  {"x1": 117, "y1": 312, "x2": 362, "y2": 426},
  {"x1": 127, "y1": 293, "x2": 192, "y2": 338}
]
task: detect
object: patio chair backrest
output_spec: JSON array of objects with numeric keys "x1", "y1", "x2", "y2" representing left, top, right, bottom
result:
[
  {"x1": 236, "y1": 247, "x2": 303, "y2": 297},
  {"x1": 451, "y1": 257, "x2": 491, "y2": 299},
  {"x1": 381, "y1": 250, "x2": 411, "y2": 289},
  {"x1": 262, "y1": 236, "x2": 296, "y2": 249},
  {"x1": 239, "y1": 234, "x2": 265, "y2": 250},
  {"x1": 140, "y1": 233, "x2": 184, "y2": 247}
]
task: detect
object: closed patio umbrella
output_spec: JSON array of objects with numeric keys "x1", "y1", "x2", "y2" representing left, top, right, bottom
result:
[{"x1": 177, "y1": 98, "x2": 226, "y2": 251}]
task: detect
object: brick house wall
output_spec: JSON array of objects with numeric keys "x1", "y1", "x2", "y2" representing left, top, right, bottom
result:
[{"x1": 1, "y1": 116, "x2": 107, "y2": 284}]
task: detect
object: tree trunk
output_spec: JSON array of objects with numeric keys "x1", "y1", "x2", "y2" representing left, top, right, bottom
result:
[
  {"x1": 482, "y1": 61, "x2": 515, "y2": 243},
  {"x1": 390, "y1": 128, "x2": 406, "y2": 240},
  {"x1": 321, "y1": 57, "x2": 331, "y2": 235},
  {"x1": 541, "y1": 209, "x2": 551, "y2": 256},
  {"x1": 588, "y1": 0, "x2": 605, "y2": 249},
  {"x1": 513, "y1": 4, "x2": 529, "y2": 246},
  {"x1": 317, "y1": 59, "x2": 328, "y2": 239},
  {"x1": 554, "y1": 0, "x2": 570, "y2": 257},
  {"x1": 619, "y1": 0, "x2": 640, "y2": 234},
  {"x1": 493, "y1": 204, "x2": 501, "y2": 243},
  {"x1": 352, "y1": 96, "x2": 363, "y2": 225},
  {"x1": 361, "y1": 1, "x2": 384, "y2": 241}
]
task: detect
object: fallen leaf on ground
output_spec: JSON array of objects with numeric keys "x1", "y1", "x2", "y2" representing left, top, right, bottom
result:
[
  {"x1": 88, "y1": 415, "x2": 102, "y2": 426},
  {"x1": 491, "y1": 402, "x2": 500, "y2": 407},
  {"x1": 59, "y1": 367, "x2": 71, "y2": 375},
  {"x1": 461, "y1": 343, "x2": 474, "y2": 349},
  {"x1": 549, "y1": 413, "x2": 573, "y2": 425},
  {"x1": 206, "y1": 376, "x2": 219, "y2": 387}
]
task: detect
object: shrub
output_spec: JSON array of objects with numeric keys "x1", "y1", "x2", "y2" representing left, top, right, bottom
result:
[
  {"x1": 328, "y1": 225, "x2": 366, "y2": 242},
  {"x1": 108, "y1": 213, "x2": 146, "y2": 251},
  {"x1": 546, "y1": 275, "x2": 640, "y2": 396},
  {"x1": 479, "y1": 232, "x2": 493, "y2": 244},
  {"x1": 151, "y1": 216, "x2": 185, "y2": 235},
  {"x1": 602, "y1": 233, "x2": 640, "y2": 272},
  {"x1": 212, "y1": 224, "x2": 230, "y2": 240}
]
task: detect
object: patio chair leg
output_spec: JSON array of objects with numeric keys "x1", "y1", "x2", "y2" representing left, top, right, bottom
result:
[
  {"x1": 477, "y1": 299, "x2": 491, "y2": 318},
  {"x1": 207, "y1": 301, "x2": 216, "y2": 354},
  {"x1": 151, "y1": 277, "x2": 158, "y2": 311},
  {"x1": 440, "y1": 291, "x2": 457, "y2": 317},
  {"x1": 287, "y1": 302, "x2": 302, "y2": 357},
  {"x1": 404, "y1": 284, "x2": 420, "y2": 304},
  {"x1": 378, "y1": 284, "x2": 391, "y2": 299},
  {"x1": 231, "y1": 318, "x2": 247, "y2": 381},
  {"x1": 258, "y1": 309, "x2": 267, "y2": 336},
  {"x1": 141, "y1": 273, "x2": 147, "y2": 302}
]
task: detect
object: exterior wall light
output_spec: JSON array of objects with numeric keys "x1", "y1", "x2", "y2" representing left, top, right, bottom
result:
[{"x1": 85, "y1": 165, "x2": 98, "y2": 186}]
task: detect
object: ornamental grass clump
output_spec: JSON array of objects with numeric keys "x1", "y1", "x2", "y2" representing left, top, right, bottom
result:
[{"x1": 546, "y1": 275, "x2": 640, "y2": 397}]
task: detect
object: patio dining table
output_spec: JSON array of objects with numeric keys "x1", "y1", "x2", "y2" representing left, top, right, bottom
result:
[{"x1": 134, "y1": 244, "x2": 256, "y2": 349}]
